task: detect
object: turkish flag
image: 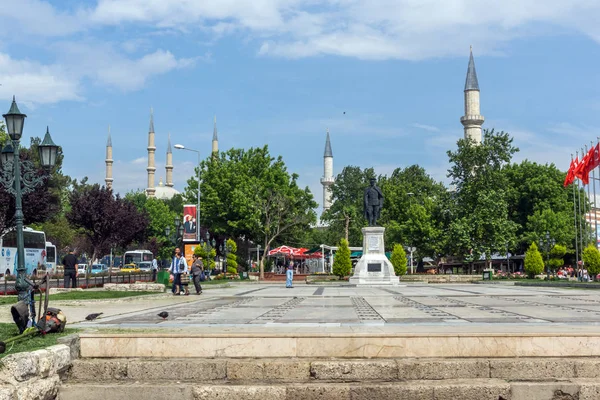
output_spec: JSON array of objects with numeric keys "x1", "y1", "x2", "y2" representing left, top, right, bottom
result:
[
  {"x1": 585, "y1": 144, "x2": 600, "y2": 175},
  {"x1": 575, "y1": 152, "x2": 591, "y2": 185},
  {"x1": 564, "y1": 157, "x2": 578, "y2": 187}
]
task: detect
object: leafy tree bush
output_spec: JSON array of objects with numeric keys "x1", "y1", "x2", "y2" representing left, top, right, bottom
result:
[
  {"x1": 583, "y1": 244, "x2": 600, "y2": 276},
  {"x1": 524, "y1": 242, "x2": 544, "y2": 277},
  {"x1": 390, "y1": 244, "x2": 408, "y2": 276},
  {"x1": 332, "y1": 239, "x2": 352, "y2": 277},
  {"x1": 226, "y1": 238, "x2": 238, "y2": 271},
  {"x1": 548, "y1": 244, "x2": 567, "y2": 270}
]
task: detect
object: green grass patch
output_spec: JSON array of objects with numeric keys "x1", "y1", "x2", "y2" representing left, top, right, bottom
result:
[
  {"x1": 0, "y1": 323, "x2": 77, "y2": 358},
  {"x1": 0, "y1": 291, "x2": 158, "y2": 306}
]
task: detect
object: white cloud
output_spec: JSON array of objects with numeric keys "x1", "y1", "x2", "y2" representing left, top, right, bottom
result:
[
  {"x1": 412, "y1": 123, "x2": 440, "y2": 132},
  {"x1": 0, "y1": 53, "x2": 82, "y2": 104}
]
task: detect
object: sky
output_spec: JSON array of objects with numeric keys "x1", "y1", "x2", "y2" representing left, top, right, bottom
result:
[{"x1": 2, "y1": 0, "x2": 600, "y2": 213}]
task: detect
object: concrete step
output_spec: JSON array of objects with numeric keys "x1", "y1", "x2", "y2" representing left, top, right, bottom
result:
[
  {"x1": 67, "y1": 357, "x2": 600, "y2": 383},
  {"x1": 57, "y1": 379, "x2": 600, "y2": 400},
  {"x1": 79, "y1": 332, "x2": 600, "y2": 358}
]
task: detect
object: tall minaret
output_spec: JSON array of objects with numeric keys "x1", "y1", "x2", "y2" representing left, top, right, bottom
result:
[
  {"x1": 212, "y1": 116, "x2": 219, "y2": 154},
  {"x1": 320, "y1": 129, "x2": 334, "y2": 212},
  {"x1": 105, "y1": 125, "x2": 113, "y2": 190},
  {"x1": 460, "y1": 46, "x2": 484, "y2": 144},
  {"x1": 165, "y1": 133, "x2": 174, "y2": 188},
  {"x1": 146, "y1": 107, "x2": 156, "y2": 197}
]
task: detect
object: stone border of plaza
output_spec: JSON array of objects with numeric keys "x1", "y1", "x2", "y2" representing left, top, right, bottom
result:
[
  {"x1": 515, "y1": 281, "x2": 600, "y2": 289},
  {"x1": 0, "y1": 334, "x2": 79, "y2": 400}
]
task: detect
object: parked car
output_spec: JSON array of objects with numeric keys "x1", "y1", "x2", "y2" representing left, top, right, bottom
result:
[
  {"x1": 120, "y1": 264, "x2": 141, "y2": 273},
  {"x1": 77, "y1": 264, "x2": 88, "y2": 275},
  {"x1": 91, "y1": 264, "x2": 108, "y2": 274},
  {"x1": 137, "y1": 261, "x2": 152, "y2": 272}
]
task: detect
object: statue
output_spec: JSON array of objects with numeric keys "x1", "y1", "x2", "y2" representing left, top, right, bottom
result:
[{"x1": 364, "y1": 178, "x2": 384, "y2": 226}]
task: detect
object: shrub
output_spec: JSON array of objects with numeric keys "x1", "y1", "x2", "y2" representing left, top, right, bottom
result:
[
  {"x1": 390, "y1": 244, "x2": 408, "y2": 276},
  {"x1": 524, "y1": 242, "x2": 544, "y2": 277},
  {"x1": 332, "y1": 239, "x2": 352, "y2": 278},
  {"x1": 226, "y1": 239, "x2": 238, "y2": 271},
  {"x1": 583, "y1": 244, "x2": 600, "y2": 276},
  {"x1": 227, "y1": 266, "x2": 237, "y2": 275},
  {"x1": 548, "y1": 244, "x2": 567, "y2": 270}
]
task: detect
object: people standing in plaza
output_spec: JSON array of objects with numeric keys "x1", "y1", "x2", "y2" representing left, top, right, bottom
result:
[
  {"x1": 191, "y1": 254, "x2": 204, "y2": 295},
  {"x1": 151, "y1": 256, "x2": 158, "y2": 282},
  {"x1": 286, "y1": 260, "x2": 294, "y2": 288},
  {"x1": 62, "y1": 248, "x2": 78, "y2": 289},
  {"x1": 169, "y1": 248, "x2": 188, "y2": 295}
]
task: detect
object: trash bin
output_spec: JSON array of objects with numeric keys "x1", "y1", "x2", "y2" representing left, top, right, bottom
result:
[
  {"x1": 157, "y1": 270, "x2": 170, "y2": 286},
  {"x1": 482, "y1": 270, "x2": 492, "y2": 281}
]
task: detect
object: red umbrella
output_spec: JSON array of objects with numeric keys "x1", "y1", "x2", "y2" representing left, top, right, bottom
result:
[{"x1": 268, "y1": 245, "x2": 297, "y2": 256}]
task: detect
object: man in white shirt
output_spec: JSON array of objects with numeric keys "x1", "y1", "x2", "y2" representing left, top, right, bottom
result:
[
  {"x1": 169, "y1": 248, "x2": 188, "y2": 295},
  {"x1": 151, "y1": 257, "x2": 158, "y2": 281}
]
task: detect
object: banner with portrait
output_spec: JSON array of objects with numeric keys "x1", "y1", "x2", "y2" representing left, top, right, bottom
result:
[{"x1": 182, "y1": 204, "x2": 197, "y2": 242}]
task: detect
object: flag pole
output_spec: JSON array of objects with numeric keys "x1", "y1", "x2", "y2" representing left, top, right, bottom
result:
[
  {"x1": 585, "y1": 144, "x2": 592, "y2": 249},
  {"x1": 572, "y1": 153, "x2": 579, "y2": 277},
  {"x1": 592, "y1": 140, "x2": 599, "y2": 249},
  {"x1": 577, "y1": 150, "x2": 584, "y2": 279}
]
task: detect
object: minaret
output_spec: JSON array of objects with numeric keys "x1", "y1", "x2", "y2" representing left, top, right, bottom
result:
[
  {"x1": 212, "y1": 116, "x2": 218, "y2": 154},
  {"x1": 146, "y1": 107, "x2": 156, "y2": 197},
  {"x1": 165, "y1": 133, "x2": 174, "y2": 188},
  {"x1": 105, "y1": 125, "x2": 113, "y2": 190},
  {"x1": 460, "y1": 46, "x2": 484, "y2": 144},
  {"x1": 320, "y1": 129, "x2": 334, "y2": 212}
]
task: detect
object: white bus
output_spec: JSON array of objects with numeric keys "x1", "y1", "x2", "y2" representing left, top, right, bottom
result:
[
  {"x1": 123, "y1": 250, "x2": 153, "y2": 267},
  {"x1": 0, "y1": 228, "x2": 48, "y2": 276},
  {"x1": 45, "y1": 241, "x2": 57, "y2": 273}
]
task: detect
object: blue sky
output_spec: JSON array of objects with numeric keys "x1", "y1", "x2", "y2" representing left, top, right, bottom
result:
[{"x1": 2, "y1": 0, "x2": 600, "y2": 213}]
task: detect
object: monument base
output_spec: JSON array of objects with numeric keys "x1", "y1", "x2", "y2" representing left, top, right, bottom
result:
[{"x1": 349, "y1": 226, "x2": 401, "y2": 286}]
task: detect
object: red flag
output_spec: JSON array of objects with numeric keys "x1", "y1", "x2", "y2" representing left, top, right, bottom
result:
[
  {"x1": 564, "y1": 157, "x2": 577, "y2": 187},
  {"x1": 575, "y1": 152, "x2": 590, "y2": 185},
  {"x1": 585, "y1": 143, "x2": 600, "y2": 174}
]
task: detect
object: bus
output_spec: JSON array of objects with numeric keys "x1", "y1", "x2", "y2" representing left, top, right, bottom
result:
[
  {"x1": 123, "y1": 250, "x2": 153, "y2": 267},
  {"x1": 45, "y1": 242, "x2": 57, "y2": 273},
  {"x1": 0, "y1": 228, "x2": 48, "y2": 276}
]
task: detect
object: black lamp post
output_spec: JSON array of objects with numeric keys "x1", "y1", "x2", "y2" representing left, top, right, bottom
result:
[
  {"x1": 539, "y1": 231, "x2": 556, "y2": 280},
  {"x1": 165, "y1": 217, "x2": 184, "y2": 247},
  {"x1": 0, "y1": 97, "x2": 58, "y2": 302}
]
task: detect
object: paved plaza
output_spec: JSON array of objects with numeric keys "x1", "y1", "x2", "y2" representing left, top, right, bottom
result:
[{"x1": 66, "y1": 283, "x2": 600, "y2": 332}]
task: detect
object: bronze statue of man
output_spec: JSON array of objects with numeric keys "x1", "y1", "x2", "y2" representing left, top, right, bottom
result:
[{"x1": 364, "y1": 178, "x2": 384, "y2": 226}]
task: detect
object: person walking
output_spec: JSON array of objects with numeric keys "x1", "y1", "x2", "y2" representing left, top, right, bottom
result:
[
  {"x1": 191, "y1": 254, "x2": 204, "y2": 295},
  {"x1": 286, "y1": 260, "x2": 294, "y2": 288},
  {"x1": 169, "y1": 248, "x2": 188, "y2": 295},
  {"x1": 151, "y1": 256, "x2": 158, "y2": 282},
  {"x1": 62, "y1": 248, "x2": 78, "y2": 289}
]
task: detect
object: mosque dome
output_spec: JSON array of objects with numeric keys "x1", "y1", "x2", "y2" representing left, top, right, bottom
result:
[{"x1": 154, "y1": 178, "x2": 180, "y2": 200}]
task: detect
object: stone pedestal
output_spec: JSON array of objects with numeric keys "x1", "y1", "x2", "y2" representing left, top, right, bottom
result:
[{"x1": 349, "y1": 227, "x2": 400, "y2": 286}]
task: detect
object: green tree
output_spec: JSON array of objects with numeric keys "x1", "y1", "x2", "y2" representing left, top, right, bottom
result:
[
  {"x1": 583, "y1": 244, "x2": 600, "y2": 276},
  {"x1": 447, "y1": 129, "x2": 519, "y2": 268},
  {"x1": 226, "y1": 238, "x2": 238, "y2": 274},
  {"x1": 390, "y1": 244, "x2": 408, "y2": 276},
  {"x1": 332, "y1": 238, "x2": 352, "y2": 277},
  {"x1": 504, "y1": 161, "x2": 584, "y2": 254},
  {"x1": 186, "y1": 146, "x2": 316, "y2": 280},
  {"x1": 322, "y1": 166, "x2": 375, "y2": 246},
  {"x1": 548, "y1": 244, "x2": 567, "y2": 270},
  {"x1": 380, "y1": 165, "x2": 446, "y2": 260},
  {"x1": 524, "y1": 242, "x2": 544, "y2": 277}
]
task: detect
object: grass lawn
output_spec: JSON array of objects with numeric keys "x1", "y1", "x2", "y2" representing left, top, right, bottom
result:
[
  {"x1": 0, "y1": 291, "x2": 158, "y2": 306},
  {"x1": 0, "y1": 323, "x2": 77, "y2": 358}
]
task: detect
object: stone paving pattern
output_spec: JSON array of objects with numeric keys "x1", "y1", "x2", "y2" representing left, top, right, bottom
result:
[{"x1": 91, "y1": 283, "x2": 600, "y2": 328}]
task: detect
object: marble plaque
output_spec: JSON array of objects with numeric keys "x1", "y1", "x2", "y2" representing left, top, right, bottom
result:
[{"x1": 368, "y1": 236, "x2": 379, "y2": 251}]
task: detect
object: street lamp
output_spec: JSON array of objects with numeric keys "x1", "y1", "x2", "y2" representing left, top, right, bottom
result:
[
  {"x1": 539, "y1": 231, "x2": 555, "y2": 280},
  {"x1": 164, "y1": 217, "x2": 184, "y2": 246},
  {"x1": 174, "y1": 144, "x2": 201, "y2": 243},
  {"x1": 0, "y1": 97, "x2": 59, "y2": 303}
]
